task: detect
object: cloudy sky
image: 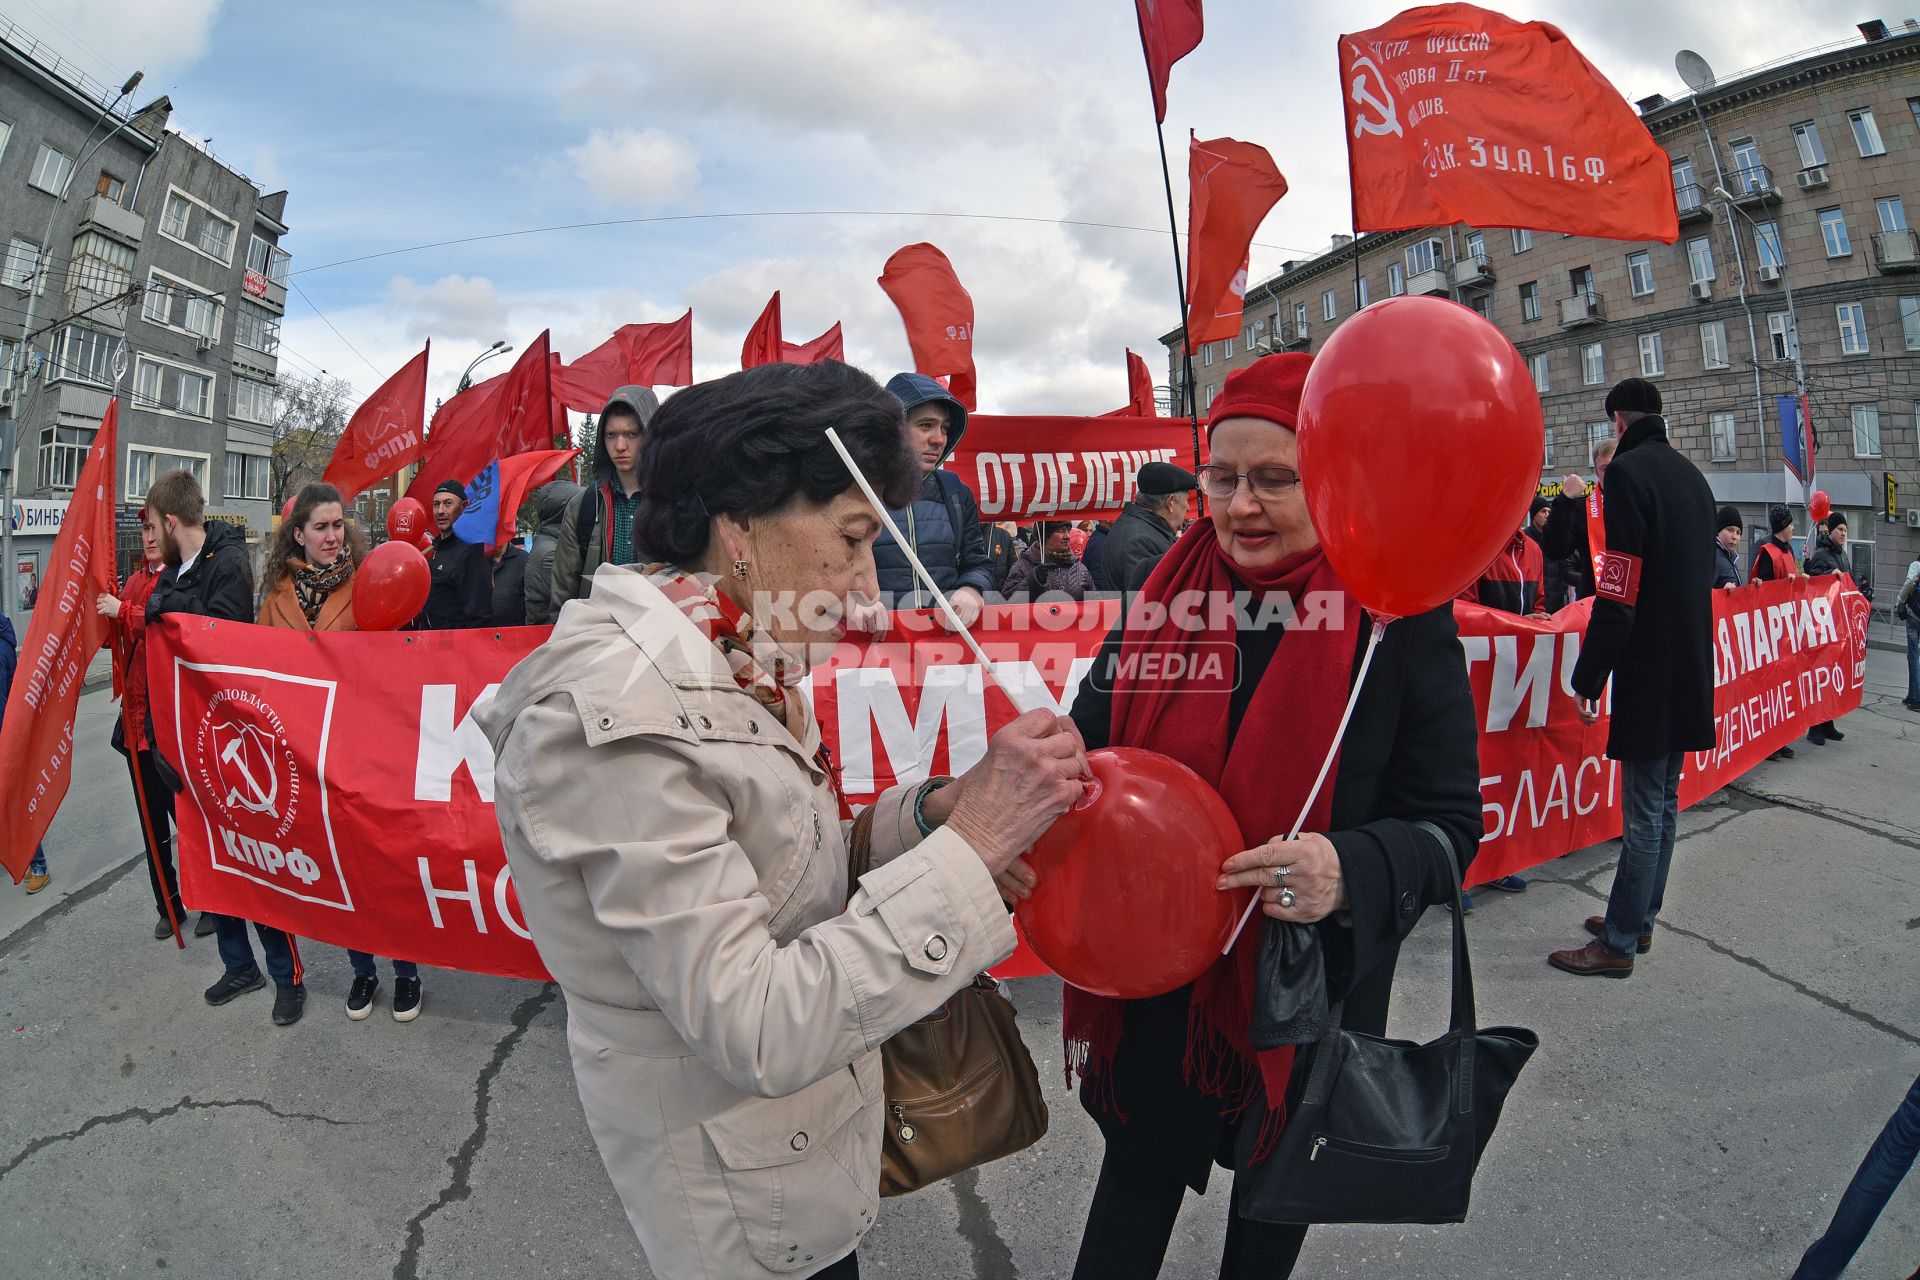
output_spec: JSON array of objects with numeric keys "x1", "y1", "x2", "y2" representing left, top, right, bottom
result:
[{"x1": 13, "y1": 0, "x2": 1870, "y2": 413}]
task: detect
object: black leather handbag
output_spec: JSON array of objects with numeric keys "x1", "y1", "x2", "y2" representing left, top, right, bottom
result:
[{"x1": 1236, "y1": 830, "x2": 1538, "y2": 1225}]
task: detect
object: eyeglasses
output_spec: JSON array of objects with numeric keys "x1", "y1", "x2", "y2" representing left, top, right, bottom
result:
[{"x1": 1194, "y1": 464, "x2": 1300, "y2": 501}]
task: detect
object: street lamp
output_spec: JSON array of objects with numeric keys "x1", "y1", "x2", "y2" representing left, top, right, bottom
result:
[
  {"x1": 456, "y1": 339, "x2": 511, "y2": 393},
  {"x1": 1712, "y1": 184, "x2": 1813, "y2": 504},
  {"x1": 0, "y1": 67, "x2": 146, "y2": 616}
]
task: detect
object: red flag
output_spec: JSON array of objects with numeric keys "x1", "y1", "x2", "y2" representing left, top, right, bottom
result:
[
  {"x1": 1339, "y1": 4, "x2": 1679, "y2": 244},
  {"x1": 320, "y1": 343, "x2": 430, "y2": 502},
  {"x1": 741, "y1": 292, "x2": 784, "y2": 369},
  {"x1": 553, "y1": 311, "x2": 694, "y2": 412},
  {"x1": 1102, "y1": 349, "x2": 1158, "y2": 417},
  {"x1": 482, "y1": 449, "x2": 580, "y2": 550},
  {"x1": 1, "y1": 399, "x2": 118, "y2": 880},
  {"x1": 877, "y1": 243, "x2": 977, "y2": 411},
  {"x1": 408, "y1": 331, "x2": 555, "y2": 503},
  {"x1": 784, "y1": 321, "x2": 844, "y2": 365},
  {"x1": 1186, "y1": 134, "x2": 1287, "y2": 343},
  {"x1": 1135, "y1": 0, "x2": 1204, "y2": 123}
]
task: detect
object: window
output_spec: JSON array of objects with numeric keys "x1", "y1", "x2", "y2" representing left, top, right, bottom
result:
[
  {"x1": 1769, "y1": 312, "x2": 1799, "y2": 361},
  {"x1": 196, "y1": 213, "x2": 236, "y2": 263},
  {"x1": 1911, "y1": 97, "x2": 1920, "y2": 132},
  {"x1": 68, "y1": 230, "x2": 135, "y2": 299},
  {"x1": 143, "y1": 269, "x2": 221, "y2": 338},
  {"x1": 1292, "y1": 302, "x2": 1309, "y2": 338},
  {"x1": 1511, "y1": 228, "x2": 1533, "y2": 253},
  {"x1": 1847, "y1": 108, "x2": 1885, "y2": 157},
  {"x1": 1205, "y1": 384, "x2": 1216, "y2": 410},
  {"x1": 0, "y1": 118, "x2": 11, "y2": 164},
  {"x1": 1588, "y1": 422, "x2": 1613, "y2": 463},
  {"x1": 53, "y1": 326, "x2": 116, "y2": 385},
  {"x1": 1819, "y1": 207, "x2": 1851, "y2": 257},
  {"x1": 1836, "y1": 303, "x2": 1868, "y2": 355},
  {"x1": 1877, "y1": 196, "x2": 1909, "y2": 233},
  {"x1": 234, "y1": 305, "x2": 281, "y2": 355},
  {"x1": 267, "y1": 246, "x2": 291, "y2": 285},
  {"x1": 1542, "y1": 423, "x2": 1555, "y2": 469},
  {"x1": 1520, "y1": 281, "x2": 1541, "y2": 321},
  {"x1": 1222, "y1": 334, "x2": 1234, "y2": 358},
  {"x1": 1791, "y1": 121, "x2": 1827, "y2": 168},
  {"x1": 1354, "y1": 275, "x2": 1370, "y2": 309},
  {"x1": 1405, "y1": 239, "x2": 1444, "y2": 274},
  {"x1": 29, "y1": 143, "x2": 74, "y2": 195},
  {"x1": 132, "y1": 357, "x2": 214, "y2": 418},
  {"x1": 1638, "y1": 332, "x2": 1665, "y2": 376},
  {"x1": 38, "y1": 426, "x2": 95, "y2": 490},
  {"x1": 1700, "y1": 321, "x2": 1729, "y2": 369},
  {"x1": 1901, "y1": 297, "x2": 1920, "y2": 351},
  {"x1": 1387, "y1": 263, "x2": 1405, "y2": 295},
  {"x1": 1851, "y1": 405, "x2": 1881, "y2": 457},
  {"x1": 1710, "y1": 412, "x2": 1737, "y2": 462},
  {"x1": 1571, "y1": 266, "x2": 1595, "y2": 300},
  {"x1": 126, "y1": 447, "x2": 210, "y2": 496},
  {"x1": 231, "y1": 377, "x2": 275, "y2": 426},
  {"x1": 1627, "y1": 251, "x2": 1654, "y2": 296},
  {"x1": 1321, "y1": 290, "x2": 1337, "y2": 322},
  {"x1": 224, "y1": 451, "x2": 271, "y2": 501},
  {"x1": 1201, "y1": 342, "x2": 1214, "y2": 366},
  {"x1": 1729, "y1": 138, "x2": 1764, "y2": 190},
  {"x1": 1529, "y1": 352, "x2": 1550, "y2": 392},
  {"x1": 94, "y1": 170, "x2": 127, "y2": 204},
  {"x1": 247, "y1": 234, "x2": 273, "y2": 275},
  {"x1": 1672, "y1": 160, "x2": 1700, "y2": 212},
  {"x1": 2, "y1": 238, "x2": 41, "y2": 290},
  {"x1": 1465, "y1": 231, "x2": 1487, "y2": 263},
  {"x1": 1686, "y1": 237, "x2": 1716, "y2": 283},
  {"x1": 1469, "y1": 293, "x2": 1492, "y2": 320},
  {"x1": 161, "y1": 193, "x2": 191, "y2": 238},
  {"x1": 1753, "y1": 220, "x2": 1784, "y2": 271},
  {"x1": 1582, "y1": 342, "x2": 1605, "y2": 385},
  {"x1": 184, "y1": 294, "x2": 217, "y2": 340}
]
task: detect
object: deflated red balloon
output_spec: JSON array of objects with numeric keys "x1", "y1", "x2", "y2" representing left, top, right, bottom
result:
[
  {"x1": 1296, "y1": 295, "x2": 1545, "y2": 620},
  {"x1": 1015, "y1": 748, "x2": 1247, "y2": 999},
  {"x1": 352, "y1": 541, "x2": 430, "y2": 631},
  {"x1": 386, "y1": 496, "x2": 430, "y2": 547}
]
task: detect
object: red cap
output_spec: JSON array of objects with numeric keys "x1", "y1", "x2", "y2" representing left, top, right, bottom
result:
[{"x1": 1206, "y1": 352, "x2": 1312, "y2": 434}]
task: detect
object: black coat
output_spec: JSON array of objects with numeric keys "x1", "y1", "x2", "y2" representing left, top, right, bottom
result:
[
  {"x1": 1528, "y1": 524, "x2": 1567, "y2": 609},
  {"x1": 1569, "y1": 416, "x2": 1715, "y2": 761},
  {"x1": 1712, "y1": 540, "x2": 1742, "y2": 589},
  {"x1": 1543, "y1": 492, "x2": 1595, "y2": 598},
  {"x1": 146, "y1": 521, "x2": 254, "y2": 625},
  {"x1": 1097, "y1": 502, "x2": 1177, "y2": 593},
  {"x1": 424, "y1": 532, "x2": 493, "y2": 629},
  {"x1": 490, "y1": 544, "x2": 528, "y2": 628},
  {"x1": 1068, "y1": 601, "x2": 1483, "y2": 1191},
  {"x1": 985, "y1": 525, "x2": 1018, "y2": 591},
  {"x1": 1082, "y1": 525, "x2": 1109, "y2": 587}
]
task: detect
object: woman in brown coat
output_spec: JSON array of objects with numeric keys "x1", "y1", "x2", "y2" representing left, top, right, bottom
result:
[{"x1": 257, "y1": 482, "x2": 422, "y2": 1023}]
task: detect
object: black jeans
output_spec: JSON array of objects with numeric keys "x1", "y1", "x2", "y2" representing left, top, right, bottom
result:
[
  {"x1": 128, "y1": 748, "x2": 179, "y2": 916},
  {"x1": 1074, "y1": 1147, "x2": 1307, "y2": 1279},
  {"x1": 814, "y1": 1251, "x2": 858, "y2": 1279}
]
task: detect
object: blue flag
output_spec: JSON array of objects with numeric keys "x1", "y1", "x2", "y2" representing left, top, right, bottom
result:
[
  {"x1": 1776, "y1": 396, "x2": 1807, "y2": 482},
  {"x1": 452, "y1": 460, "x2": 500, "y2": 545}
]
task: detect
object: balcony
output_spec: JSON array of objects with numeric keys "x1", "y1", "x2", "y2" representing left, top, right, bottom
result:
[
  {"x1": 1674, "y1": 184, "x2": 1713, "y2": 225},
  {"x1": 1450, "y1": 255, "x2": 1494, "y2": 290},
  {"x1": 1559, "y1": 291, "x2": 1606, "y2": 327},
  {"x1": 1407, "y1": 266, "x2": 1451, "y2": 297},
  {"x1": 1278, "y1": 323, "x2": 1310, "y2": 352},
  {"x1": 1726, "y1": 165, "x2": 1781, "y2": 207},
  {"x1": 79, "y1": 193, "x2": 144, "y2": 245},
  {"x1": 1871, "y1": 228, "x2": 1920, "y2": 273},
  {"x1": 63, "y1": 284, "x2": 129, "y2": 330}
]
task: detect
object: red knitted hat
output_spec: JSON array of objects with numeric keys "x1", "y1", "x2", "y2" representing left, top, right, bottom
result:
[{"x1": 1206, "y1": 352, "x2": 1313, "y2": 434}]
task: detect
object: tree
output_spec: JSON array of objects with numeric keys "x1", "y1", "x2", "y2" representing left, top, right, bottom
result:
[{"x1": 270, "y1": 372, "x2": 354, "y2": 505}]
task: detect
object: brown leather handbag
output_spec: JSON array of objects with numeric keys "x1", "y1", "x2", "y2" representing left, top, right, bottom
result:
[{"x1": 848, "y1": 807, "x2": 1049, "y2": 1197}]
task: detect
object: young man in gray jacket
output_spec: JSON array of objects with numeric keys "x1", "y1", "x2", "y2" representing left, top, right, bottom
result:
[{"x1": 535, "y1": 386, "x2": 659, "y2": 624}]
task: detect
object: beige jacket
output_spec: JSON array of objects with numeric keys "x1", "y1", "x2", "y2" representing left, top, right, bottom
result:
[{"x1": 477, "y1": 565, "x2": 1015, "y2": 1279}]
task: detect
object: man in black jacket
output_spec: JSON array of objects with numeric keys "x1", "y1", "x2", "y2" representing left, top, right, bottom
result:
[
  {"x1": 1544, "y1": 437, "x2": 1616, "y2": 599},
  {"x1": 1803, "y1": 514, "x2": 1857, "y2": 746},
  {"x1": 1550, "y1": 380, "x2": 1714, "y2": 977},
  {"x1": 422, "y1": 479, "x2": 494, "y2": 629},
  {"x1": 143, "y1": 470, "x2": 306, "y2": 1026},
  {"x1": 1712, "y1": 506, "x2": 1744, "y2": 589},
  {"x1": 1526, "y1": 496, "x2": 1567, "y2": 610},
  {"x1": 1097, "y1": 462, "x2": 1195, "y2": 593}
]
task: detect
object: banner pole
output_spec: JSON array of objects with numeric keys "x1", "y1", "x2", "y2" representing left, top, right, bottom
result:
[{"x1": 1153, "y1": 121, "x2": 1202, "y2": 477}]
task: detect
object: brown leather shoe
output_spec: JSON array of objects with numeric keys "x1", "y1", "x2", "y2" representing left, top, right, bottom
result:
[
  {"x1": 1548, "y1": 939, "x2": 1635, "y2": 978},
  {"x1": 1585, "y1": 915, "x2": 1652, "y2": 954}
]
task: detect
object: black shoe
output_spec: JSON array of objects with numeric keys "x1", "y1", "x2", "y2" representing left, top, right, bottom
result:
[
  {"x1": 1903, "y1": 699, "x2": 1920, "y2": 710},
  {"x1": 346, "y1": 975, "x2": 379, "y2": 1021},
  {"x1": 204, "y1": 966, "x2": 265, "y2": 1006},
  {"x1": 1808, "y1": 727, "x2": 1827, "y2": 745},
  {"x1": 193, "y1": 912, "x2": 216, "y2": 938},
  {"x1": 1770, "y1": 745, "x2": 1796, "y2": 760},
  {"x1": 1823, "y1": 724, "x2": 1844, "y2": 741},
  {"x1": 391, "y1": 976, "x2": 422, "y2": 1023},
  {"x1": 153, "y1": 914, "x2": 175, "y2": 940},
  {"x1": 272, "y1": 984, "x2": 307, "y2": 1027}
]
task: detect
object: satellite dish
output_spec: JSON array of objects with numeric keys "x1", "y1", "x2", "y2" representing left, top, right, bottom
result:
[{"x1": 1675, "y1": 50, "x2": 1716, "y2": 92}]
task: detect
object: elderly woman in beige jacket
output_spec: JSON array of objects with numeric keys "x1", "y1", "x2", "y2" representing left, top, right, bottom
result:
[{"x1": 480, "y1": 361, "x2": 1083, "y2": 1279}]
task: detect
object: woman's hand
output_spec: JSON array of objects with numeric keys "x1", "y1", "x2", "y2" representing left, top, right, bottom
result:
[
  {"x1": 944, "y1": 709, "x2": 1086, "y2": 879},
  {"x1": 1217, "y1": 832, "x2": 1346, "y2": 923},
  {"x1": 95, "y1": 593, "x2": 121, "y2": 619}
]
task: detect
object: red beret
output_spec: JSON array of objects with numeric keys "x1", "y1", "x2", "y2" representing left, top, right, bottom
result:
[{"x1": 1206, "y1": 351, "x2": 1313, "y2": 434}]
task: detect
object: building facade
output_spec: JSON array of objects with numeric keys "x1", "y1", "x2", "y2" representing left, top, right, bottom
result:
[
  {"x1": 1167, "y1": 24, "x2": 1920, "y2": 594},
  {"x1": 0, "y1": 19, "x2": 290, "y2": 607}
]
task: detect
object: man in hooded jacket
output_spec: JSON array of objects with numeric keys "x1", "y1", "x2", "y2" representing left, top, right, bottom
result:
[
  {"x1": 539, "y1": 385, "x2": 659, "y2": 623},
  {"x1": 523, "y1": 481, "x2": 582, "y2": 624}
]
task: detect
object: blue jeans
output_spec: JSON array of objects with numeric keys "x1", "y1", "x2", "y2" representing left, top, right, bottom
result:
[
  {"x1": 1792, "y1": 1070, "x2": 1920, "y2": 1280},
  {"x1": 1601, "y1": 753, "x2": 1684, "y2": 957},
  {"x1": 348, "y1": 951, "x2": 417, "y2": 980},
  {"x1": 27, "y1": 845, "x2": 46, "y2": 875},
  {"x1": 214, "y1": 915, "x2": 299, "y2": 987},
  {"x1": 1905, "y1": 616, "x2": 1918, "y2": 704}
]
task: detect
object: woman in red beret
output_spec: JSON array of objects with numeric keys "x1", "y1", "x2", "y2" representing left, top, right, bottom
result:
[{"x1": 1045, "y1": 353, "x2": 1484, "y2": 1277}]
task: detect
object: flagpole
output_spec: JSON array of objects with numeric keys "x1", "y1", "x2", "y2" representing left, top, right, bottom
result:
[{"x1": 1153, "y1": 121, "x2": 1203, "y2": 476}]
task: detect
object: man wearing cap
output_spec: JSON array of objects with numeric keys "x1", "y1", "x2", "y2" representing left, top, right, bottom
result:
[
  {"x1": 856, "y1": 373, "x2": 995, "y2": 629},
  {"x1": 423, "y1": 480, "x2": 496, "y2": 629},
  {"x1": 1098, "y1": 461, "x2": 1197, "y2": 593},
  {"x1": 1550, "y1": 378, "x2": 1714, "y2": 978},
  {"x1": 537, "y1": 385, "x2": 660, "y2": 623},
  {"x1": 1751, "y1": 506, "x2": 1799, "y2": 584},
  {"x1": 1803, "y1": 513, "x2": 1859, "y2": 746},
  {"x1": 1712, "y1": 506, "x2": 1744, "y2": 589}
]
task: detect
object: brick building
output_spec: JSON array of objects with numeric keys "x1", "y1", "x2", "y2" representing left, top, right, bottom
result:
[{"x1": 1166, "y1": 22, "x2": 1920, "y2": 594}]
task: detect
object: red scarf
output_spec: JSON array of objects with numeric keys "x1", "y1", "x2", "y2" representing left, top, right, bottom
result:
[{"x1": 1064, "y1": 521, "x2": 1359, "y2": 1149}]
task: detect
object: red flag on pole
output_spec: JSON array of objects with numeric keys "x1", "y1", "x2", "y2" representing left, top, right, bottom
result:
[
  {"x1": 481, "y1": 449, "x2": 580, "y2": 550},
  {"x1": 1, "y1": 399, "x2": 118, "y2": 880},
  {"x1": 877, "y1": 243, "x2": 978, "y2": 411},
  {"x1": 407, "y1": 331, "x2": 555, "y2": 502},
  {"x1": 1135, "y1": 0, "x2": 1204, "y2": 123},
  {"x1": 784, "y1": 322, "x2": 844, "y2": 365},
  {"x1": 1185, "y1": 134, "x2": 1287, "y2": 344},
  {"x1": 553, "y1": 311, "x2": 694, "y2": 412},
  {"x1": 320, "y1": 342, "x2": 430, "y2": 502},
  {"x1": 742, "y1": 293, "x2": 785, "y2": 369},
  {"x1": 1338, "y1": 4, "x2": 1679, "y2": 244},
  {"x1": 1126, "y1": 349, "x2": 1155, "y2": 416}
]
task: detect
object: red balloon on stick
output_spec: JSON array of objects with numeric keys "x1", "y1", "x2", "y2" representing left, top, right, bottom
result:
[
  {"x1": 351, "y1": 541, "x2": 431, "y2": 631},
  {"x1": 1015, "y1": 748, "x2": 1248, "y2": 999},
  {"x1": 1809, "y1": 490, "x2": 1832, "y2": 524},
  {"x1": 1296, "y1": 295, "x2": 1545, "y2": 619},
  {"x1": 386, "y1": 496, "x2": 430, "y2": 547}
]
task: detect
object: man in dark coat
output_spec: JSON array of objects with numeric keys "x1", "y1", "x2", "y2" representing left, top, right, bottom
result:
[
  {"x1": 490, "y1": 541, "x2": 529, "y2": 628},
  {"x1": 422, "y1": 479, "x2": 494, "y2": 629},
  {"x1": 1082, "y1": 521, "x2": 1111, "y2": 587},
  {"x1": 540, "y1": 386, "x2": 658, "y2": 623},
  {"x1": 1526, "y1": 495, "x2": 1566, "y2": 610},
  {"x1": 1802, "y1": 514, "x2": 1859, "y2": 746},
  {"x1": 984, "y1": 521, "x2": 1019, "y2": 592},
  {"x1": 1551, "y1": 379, "x2": 1715, "y2": 977},
  {"x1": 522, "y1": 481, "x2": 581, "y2": 624},
  {"x1": 1097, "y1": 462, "x2": 1195, "y2": 593},
  {"x1": 1544, "y1": 436, "x2": 1616, "y2": 599},
  {"x1": 1712, "y1": 506, "x2": 1744, "y2": 589}
]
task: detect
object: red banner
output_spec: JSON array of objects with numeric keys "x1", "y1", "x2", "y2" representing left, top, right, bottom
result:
[
  {"x1": 146, "y1": 575, "x2": 1865, "y2": 977},
  {"x1": 943, "y1": 414, "x2": 1206, "y2": 522}
]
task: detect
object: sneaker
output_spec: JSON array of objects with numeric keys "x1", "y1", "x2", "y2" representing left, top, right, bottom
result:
[
  {"x1": 1446, "y1": 893, "x2": 1475, "y2": 915},
  {"x1": 271, "y1": 984, "x2": 307, "y2": 1027},
  {"x1": 193, "y1": 912, "x2": 217, "y2": 938},
  {"x1": 1484, "y1": 875, "x2": 1528, "y2": 893},
  {"x1": 23, "y1": 871, "x2": 50, "y2": 894},
  {"x1": 346, "y1": 975, "x2": 379, "y2": 1021},
  {"x1": 391, "y1": 976, "x2": 422, "y2": 1023},
  {"x1": 205, "y1": 966, "x2": 266, "y2": 1006}
]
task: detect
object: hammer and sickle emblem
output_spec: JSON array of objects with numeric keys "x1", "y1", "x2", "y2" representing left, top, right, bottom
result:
[
  {"x1": 1346, "y1": 46, "x2": 1403, "y2": 139},
  {"x1": 213, "y1": 721, "x2": 279, "y2": 817}
]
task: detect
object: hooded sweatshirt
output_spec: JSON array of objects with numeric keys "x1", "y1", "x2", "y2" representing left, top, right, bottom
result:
[
  {"x1": 872, "y1": 372, "x2": 995, "y2": 606},
  {"x1": 540, "y1": 386, "x2": 660, "y2": 624},
  {"x1": 524, "y1": 481, "x2": 583, "y2": 624}
]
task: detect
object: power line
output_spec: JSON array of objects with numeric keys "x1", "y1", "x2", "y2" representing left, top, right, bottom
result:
[{"x1": 288, "y1": 280, "x2": 383, "y2": 379}]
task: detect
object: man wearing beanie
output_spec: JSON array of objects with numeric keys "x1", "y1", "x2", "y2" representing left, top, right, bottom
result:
[
  {"x1": 1752, "y1": 505, "x2": 1798, "y2": 584},
  {"x1": 1551, "y1": 378, "x2": 1714, "y2": 977},
  {"x1": 1099, "y1": 460, "x2": 1197, "y2": 592},
  {"x1": 1712, "y1": 506, "x2": 1744, "y2": 589},
  {"x1": 1803, "y1": 512, "x2": 1859, "y2": 745},
  {"x1": 422, "y1": 479, "x2": 495, "y2": 629},
  {"x1": 1527, "y1": 495, "x2": 1567, "y2": 610}
]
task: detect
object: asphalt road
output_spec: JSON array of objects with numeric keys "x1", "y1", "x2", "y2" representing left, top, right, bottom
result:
[{"x1": 1, "y1": 651, "x2": 1915, "y2": 1278}]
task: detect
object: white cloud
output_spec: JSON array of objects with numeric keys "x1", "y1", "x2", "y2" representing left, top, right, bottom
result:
[
  {"x1": 385, "y1": 274, "x2": 510, "y2": 346},
  {"x1": 565, "y1": 127, "x2": 701, "y2": 208},
  {"x1": 17, "y1": 0, "x2": 224, "y2": 84}
]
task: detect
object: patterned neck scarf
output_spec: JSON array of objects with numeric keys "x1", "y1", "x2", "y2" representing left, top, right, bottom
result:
[{"x1": 291, "y1": 552, "x2": 354, "y2": 627}]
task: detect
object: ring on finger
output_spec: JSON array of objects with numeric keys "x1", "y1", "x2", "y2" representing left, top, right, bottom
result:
[
  {"x1": 1270, "y1": 864, "x2": 1292, "y2": 887},
  {"x1": 1277, "y1": 887, "x2": 1297, "y2": 910}
]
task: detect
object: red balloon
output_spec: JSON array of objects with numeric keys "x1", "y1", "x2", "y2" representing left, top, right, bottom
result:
[
  {"x1": 1809, "y1": 490, "x2": 1832, "y2": 524},
  {"x1": 1296, "y1": 295, "x2": 1545, "y2": 619},
  {"x1": 351, "y1": 541, "x2": 431, "y2": 631},
  {"x1": 386, "y1": 496, "x2": 430, "y2": 548},
  {"x1": 1015, "y1": 748, "x2": 1248, "y2": 999}
]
